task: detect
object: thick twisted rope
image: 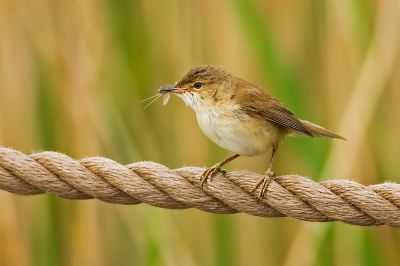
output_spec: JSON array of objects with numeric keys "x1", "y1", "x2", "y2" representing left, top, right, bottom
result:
[{"x1": 0, "y1": 148, "x2": 399, "y2": 227}]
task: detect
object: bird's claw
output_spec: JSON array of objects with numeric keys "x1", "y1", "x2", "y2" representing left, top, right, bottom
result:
[
  {"x1": 251, "y1": 170, "x2": 276, "y2": 199},
  {"x1": 200, "y1": 166, "x2": 226, "y2": 187}
]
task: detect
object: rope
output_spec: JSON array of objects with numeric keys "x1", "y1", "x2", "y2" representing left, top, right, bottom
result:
[{"x1": 0, "y1": 147, "x2": 399, "y2": 227}]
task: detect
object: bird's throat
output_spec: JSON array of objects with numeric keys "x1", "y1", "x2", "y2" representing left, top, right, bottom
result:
[{"x1": 178, "y1": 92, "x2": 203, "y2": 112}]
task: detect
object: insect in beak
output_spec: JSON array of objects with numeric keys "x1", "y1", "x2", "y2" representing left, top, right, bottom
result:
[
  {"x1": 158, "y1": 83, "x2": 181, "y2": 105},
  {"x1": 141, "y1": 82, "x2": 190, "y2": 109},
  {"x1": 158, "y1": 83, "x2": 190, "y2": 105},
  {"x1": 140, "y1": 83, "x2": 175, "y2": 109},
  {"x1": 158, "y1": 83, "x2": 176, "y2": 94},
  {"x1": 159, "y1": 83, "x2": 186, "y2": 94}
]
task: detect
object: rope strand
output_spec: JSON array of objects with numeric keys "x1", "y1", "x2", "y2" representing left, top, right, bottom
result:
[{"x1": 0, "y1": 147, "x2": 399, "y2": 227}]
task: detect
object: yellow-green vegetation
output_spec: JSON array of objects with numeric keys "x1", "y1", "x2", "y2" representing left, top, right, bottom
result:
[{"x1": 0, "y1": 1, "x2": 399, "y2": 266}]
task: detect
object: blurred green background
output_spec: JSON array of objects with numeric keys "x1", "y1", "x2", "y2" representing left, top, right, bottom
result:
[{"x1": 1, "y1": 0, "x2": 400, "y2": 265}]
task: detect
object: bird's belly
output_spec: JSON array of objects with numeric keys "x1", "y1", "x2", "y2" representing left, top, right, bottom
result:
[{"x1": 196, "y1": 108, "x2": 282, "y2": 156}]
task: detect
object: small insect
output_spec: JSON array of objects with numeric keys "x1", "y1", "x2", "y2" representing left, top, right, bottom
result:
[
  {"x1": 159, "y1": 83, "x2": 175, "y2": 105},
  {"x1": 140, "y1": 83, "x2": 175, "y2": 109}
]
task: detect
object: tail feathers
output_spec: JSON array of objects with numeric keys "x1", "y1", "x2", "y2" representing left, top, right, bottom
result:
[{"x1": 299, "y1": 120, "x2": 346, "y2": 140}]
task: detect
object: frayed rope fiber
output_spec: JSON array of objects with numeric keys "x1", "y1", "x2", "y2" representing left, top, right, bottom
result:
[{"x1": 0, "y1": 147, "x2": 399, "y2": 227}]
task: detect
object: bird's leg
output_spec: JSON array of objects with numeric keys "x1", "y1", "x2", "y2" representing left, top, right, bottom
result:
[
  {"x1": 200, "y1": 154, "x2": 240, "y2": 186},
  {"x1": 252, "y1": 148, "x2": 277, "y2": 198}
]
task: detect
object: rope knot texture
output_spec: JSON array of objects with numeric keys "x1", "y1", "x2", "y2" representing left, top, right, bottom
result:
[{"x1": 0, "y1": 147, "x2": 399, "y2": 227}]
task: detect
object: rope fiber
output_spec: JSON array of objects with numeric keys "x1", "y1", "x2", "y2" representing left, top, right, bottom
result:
[{"x1": 0, "y1": 147, "x2": 399, "y2": 227}]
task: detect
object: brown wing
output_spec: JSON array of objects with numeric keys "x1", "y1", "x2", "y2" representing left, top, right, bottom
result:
[{"x1": 239, "y1": 85, "x2": 312, "y2": 136}]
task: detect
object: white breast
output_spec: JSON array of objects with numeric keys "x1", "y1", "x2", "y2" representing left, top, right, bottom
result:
[
  {"x1": 178, "y1": 92, "x2": 283, "y2": 156},
  {"x1": 195, "y1": 105, "x2": 282, "y2": 156}
]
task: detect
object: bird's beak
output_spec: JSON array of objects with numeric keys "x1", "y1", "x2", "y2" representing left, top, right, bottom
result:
[
  {"x1": 171, "y1": 87, "x2": 186, "y2": 93},
  {"x1": 159, "y1": 83, "x2": 187, "y2": 94}
]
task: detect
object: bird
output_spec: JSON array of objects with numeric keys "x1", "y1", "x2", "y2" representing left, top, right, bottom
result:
[{"x1": 159, "y1": 65, "x2": 345, "y2": 197}]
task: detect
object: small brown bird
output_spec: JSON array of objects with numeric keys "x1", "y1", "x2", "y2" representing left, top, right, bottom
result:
[{"x1": 160, "y1": 65, "x2": 345, "y2": 197}]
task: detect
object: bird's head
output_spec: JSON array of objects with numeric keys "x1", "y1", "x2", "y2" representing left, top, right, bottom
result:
[{"x1": 160, "y1": 65, "x2": 237, "y2": 111}]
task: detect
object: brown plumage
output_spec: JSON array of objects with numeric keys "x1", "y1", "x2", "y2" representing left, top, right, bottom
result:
[{"x1": 161, "y1": 65, "x2": 345, "y2": 198}]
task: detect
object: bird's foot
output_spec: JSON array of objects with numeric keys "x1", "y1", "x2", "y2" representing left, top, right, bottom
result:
[
  {"x1": 200, "y1": 165, "x2": 227, "y2": 187},
  {"x1": 251, "y1": 170, "x2": 276, "y2": 199}
]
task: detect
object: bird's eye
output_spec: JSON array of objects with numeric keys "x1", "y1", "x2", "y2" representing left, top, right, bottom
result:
[{"x1": 193, "y1": 82, "x2": 203, "y2": 89}]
